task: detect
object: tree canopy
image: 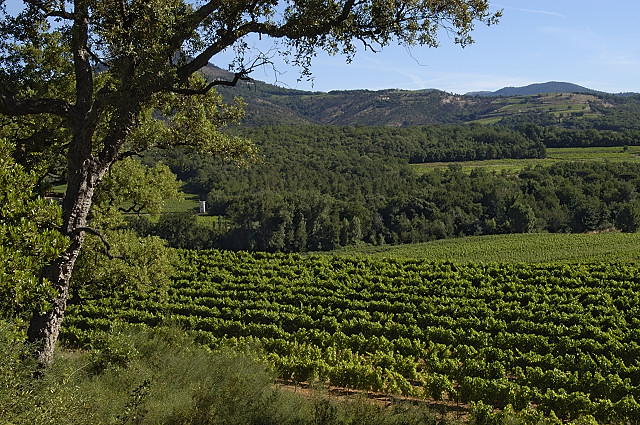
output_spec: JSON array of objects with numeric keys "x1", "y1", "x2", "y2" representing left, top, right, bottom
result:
[
  {"x1": 143, "y1": 125, "x2": 640, "y2": 251},
  {"x1": 0, "y1": 0, "x2": 500, "y2": 366}
]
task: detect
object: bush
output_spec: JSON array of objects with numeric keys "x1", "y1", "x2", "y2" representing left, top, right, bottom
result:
[
  {"x1": 1, "y1": 323, "x2": 455, "y2": 425},
  {"x1": 0, "y1": 321, "x2": 100, "y2": 425}
]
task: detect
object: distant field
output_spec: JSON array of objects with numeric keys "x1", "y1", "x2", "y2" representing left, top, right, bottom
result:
[
  {"x1": 162, "y1": 192, "x2": 200, "y2": 213},
  {"x1": 548, "y1": 145, "x2": 640, "y2": 161},
  {"x1": 470, "y1": 92, "x2": 601, "y2": 125},
  {"x1": 160, "y1": 193, "x2": 220, "y2": 225},
  {"x1": 414, "y1": 145, "x2": 640, "y2": 174},
  {"x1": 324, "y1": 232, "x2": 640, "y2": 263}
]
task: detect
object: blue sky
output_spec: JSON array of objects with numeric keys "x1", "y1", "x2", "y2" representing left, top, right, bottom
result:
[
  {"x1": 5, "y1": 0, "x2": 639, "y2": 94},
  {"x1": 228, "y1": 1, "x2": 640, "y2": 94}
]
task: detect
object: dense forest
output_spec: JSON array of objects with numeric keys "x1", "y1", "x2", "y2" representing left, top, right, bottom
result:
[{"x1": 133, "y1": 124, "x2": 640, "y2": 252}]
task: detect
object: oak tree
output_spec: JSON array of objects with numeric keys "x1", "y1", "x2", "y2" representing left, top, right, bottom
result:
[{"x1": 0, "y1": 0, "x2": 500, "y2": 366}]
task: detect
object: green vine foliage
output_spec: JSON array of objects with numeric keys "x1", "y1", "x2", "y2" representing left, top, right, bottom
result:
[{"x1": 64, "y1": 250, "x2": 640, "y2": 423}]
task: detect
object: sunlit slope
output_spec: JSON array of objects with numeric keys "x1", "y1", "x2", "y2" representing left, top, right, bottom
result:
[{"x1": 324, "y1": 232, "x2": 640, "y2": 263}]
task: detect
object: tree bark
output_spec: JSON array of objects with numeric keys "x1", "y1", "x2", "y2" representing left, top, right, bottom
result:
[
  {"x1": 27, "y1": 153, "x2": 108, "y2": 366},
  {"x1": 27, "y1": 248, "x2": 80, "y2": 367}
]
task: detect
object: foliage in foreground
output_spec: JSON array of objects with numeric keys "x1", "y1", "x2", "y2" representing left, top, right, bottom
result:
[
  {"x1": 1, "y1": 322, "x2": 456, "y2": 425},
  {"x1": 0, "y1": 139, "x2": 68, "y2": 322}
]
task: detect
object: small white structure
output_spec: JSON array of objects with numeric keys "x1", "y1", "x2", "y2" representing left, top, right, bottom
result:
[{"x1": 199, "y1": 200, "x2": 207, "y2": 214}]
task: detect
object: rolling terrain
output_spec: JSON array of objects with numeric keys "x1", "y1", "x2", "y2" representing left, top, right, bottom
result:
[
  {"x1": 53, "y1": 65, "x2": 640, "y2": 425},
  {"x1": 204, "y1": 64, "x2": 640, "y2": 127}
]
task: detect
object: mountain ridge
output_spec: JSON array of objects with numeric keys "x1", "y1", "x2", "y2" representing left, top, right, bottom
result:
[
  {"x1": 466, "y1": 81, "x2": 597, "y2": 96},
  {"x1": 205, "y1": 64, "x2": 638, "y2": 96},
  {"x1": 203, "y1": 64, "x2": 639, "y2": 127},
  {"x1": 466, "y1": 81, "x2": 627, "y2": 97}
]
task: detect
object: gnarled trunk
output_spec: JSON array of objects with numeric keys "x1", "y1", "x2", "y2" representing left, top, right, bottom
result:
[
  {"x1": 27, "y1": 153, "x2": 108, "y2": 367},
  {"x1": 27, "y1": 247, "x2": 81, "y2": 367}
]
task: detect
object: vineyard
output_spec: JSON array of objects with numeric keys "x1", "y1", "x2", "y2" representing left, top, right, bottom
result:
[
  {"x1": 62, "y1": 250, "x2": 640, "y2": 423},
  {"x1": 414, "y1": 146, "x2": 640, "y2": 174},
  {"x1": 325, "y1": 232, "x2": 640, "y2": 264}
]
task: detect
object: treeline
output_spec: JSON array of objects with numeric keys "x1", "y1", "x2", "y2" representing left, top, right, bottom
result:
[
  {"x1": 138, "y1": 124, "x2": 640, "y2": 252},
  {"x1": 162, "y1": 125, "x2": 545, "y2": 195},
  {"x1": 516, "y1": 123, "x2": 640, "y2": 148},
  {"x1": 234, "y1": 124, "x2": 547, "y2": 163},
  {"x1": 208, "y1": 162, "x2": 640, "y2": 251}
]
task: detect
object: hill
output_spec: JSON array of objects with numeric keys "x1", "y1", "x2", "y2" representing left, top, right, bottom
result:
[
  {"x1": 204, "y1": 64, "x2": 640, "y2": 128},
  {"x1": 466, "y1": 81, "x2": 601, "y2": 97},
  {"x1": 209, "y1": 67, "x2": 499, "y2": 126}
]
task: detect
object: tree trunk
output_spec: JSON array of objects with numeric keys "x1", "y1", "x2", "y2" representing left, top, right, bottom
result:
[
  {"x1": 27, "y1": 155, "x2": 107, "y2": 367},
  {"x1": 25, "y1": 90, "x2": 141, "y2": 367},
  {"x1": 26, "y1": 247, "x2": 81, "y2": 367}
]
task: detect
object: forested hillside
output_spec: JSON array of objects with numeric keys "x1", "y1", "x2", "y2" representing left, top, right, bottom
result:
[
  {"x1": 138, "y1": 70, "x2": 640, "y2": 253},
  {"x1": 206, "y1": 64, "x2": 640, "y2": 128},
  {"x1": 136, "y1": 124, "x2": 640, "y2": 252}
]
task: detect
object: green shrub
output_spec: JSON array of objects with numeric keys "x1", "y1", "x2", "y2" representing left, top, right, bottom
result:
[{"x1": 1, "y1": 323, "x2": 456, "y2": 425}]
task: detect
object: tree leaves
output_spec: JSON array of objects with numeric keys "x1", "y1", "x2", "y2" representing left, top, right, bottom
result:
[{"x1": 0, "y1": 139, "x2": 68, "y2": 320}]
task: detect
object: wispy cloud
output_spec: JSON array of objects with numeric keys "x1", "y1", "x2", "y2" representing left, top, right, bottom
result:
[
  {"x1": 396, "y1": 71, "x2": 534, "y2": 94},
  {"x1": 315, "y1": 51, "x2": 537, "y2": 94},
  {"x1": 538, "y1": 25, "x2": 640, "y2": 69},
  {"x1": 495, "y1": 4, "x2": 565, "y2": 18}
]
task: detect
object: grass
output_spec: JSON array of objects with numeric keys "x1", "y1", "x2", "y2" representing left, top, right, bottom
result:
[
  {"x1": 161, "y1": 192, "x2": 222, "y2": 226},
  {"x1": 159, "y1": 192, "x2": 226, "y2": 226},
  {"x1": 413, "y1": 146, "x2": 640, "y2": 174},
  {"x1": 1, "y1": 323, "x2": 452, "y2": 425},
  {"x1": 162, "y1": 192, "x2": 201, "y2": 213},
  {"x1": 324, "y1": 232, "x2": 640, "y2": 263},
  {"x1": 548, "y1": 145, "x2": 640, "y2": 161},
  {"x1": 413, "y1": 158, "x2": 539, "y2": 174},
  {"x1": 468, "y1": 117, "x2": 504, "y2": 125}
]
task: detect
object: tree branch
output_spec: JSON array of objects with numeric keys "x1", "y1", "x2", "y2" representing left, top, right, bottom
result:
[
  {"x1": 71, "y1": 5, "x2": 93, "y2": 117},
  {"x1": 23, "y1": 0, "x2": 73, "y2": 19},
  {"x1": 175, "y1": 31, "x2": 238, "y2": 82},
  {"x1": 71, "y1": 227, "x2": 126, "y2": 261},
  {"x1": 0, "y1": 93, "x2": 71, "y2": 117},
  {"x1": 171, "y1": 70, "x2": 252, "y2": 95},
  {"x1": 117, "y1": 150, "x2": 144, "y2": 161},
  {"x1": 118, "y1": 203, "x2": 146, "y2": 215},
  {"x1": 175, "y1": 0, "x2": 358, "y2": 83}
]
